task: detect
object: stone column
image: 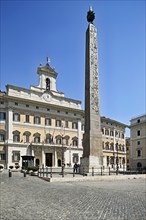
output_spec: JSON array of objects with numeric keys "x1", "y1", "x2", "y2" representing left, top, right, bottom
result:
[
  {"x1": 77, "y1": 119, "x2": 82, "y2": 148},
  {"x1": 54, "y1": 149, "x2": 57, "y2": 167},
  {"x1": 42, "y1": 147, "x2": 45, "y2": 167},
  {"x1": 7, "y1": 108, "x2": 13, "y2": 143}
]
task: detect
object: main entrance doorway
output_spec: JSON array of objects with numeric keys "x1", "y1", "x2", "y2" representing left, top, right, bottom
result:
[{"x1": 46, "y1": 153, "x2": 52, "y2": 167}]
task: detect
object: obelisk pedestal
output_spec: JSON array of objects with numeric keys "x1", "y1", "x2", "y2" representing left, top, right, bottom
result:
[{"x1": 80, "y1": 7, "x2": 103, "y2": 174}]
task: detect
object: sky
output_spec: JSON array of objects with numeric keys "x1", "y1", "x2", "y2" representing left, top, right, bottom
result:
[{"x1": 0, "y1": 0, "x2": 145, "y2": 136}]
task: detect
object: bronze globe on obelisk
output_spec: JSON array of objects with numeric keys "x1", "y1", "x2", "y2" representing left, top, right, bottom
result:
[{"x1": 81, "y1": 7, "x2": 103, "y2": 174}]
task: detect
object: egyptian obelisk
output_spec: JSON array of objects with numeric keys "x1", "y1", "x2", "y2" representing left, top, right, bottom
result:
[{"x1": 81, "y1": 7, "x2": 103, "y2": 173}]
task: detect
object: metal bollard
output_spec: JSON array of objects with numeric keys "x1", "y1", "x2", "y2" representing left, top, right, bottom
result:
[
  {"x1": 50, "y1": 167, "x2": 52, "y2": 178},
  {"x1": 73, "y1": 168, "x2": 75, "y2": 177},
  {"x1": 24, "y1": 171, "x2": 26, "y2": 177},
  {"x1": 9, "y1": 170, "x2": 12, "y2": 177},
  {"x1": 92, "y1": 167, "x2": 94, "y2": 176},
  {"x1": 83, "y1": 167, "x2": 85, "y2": 177}
]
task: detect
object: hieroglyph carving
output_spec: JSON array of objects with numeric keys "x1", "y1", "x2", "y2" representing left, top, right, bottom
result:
[{"x1": 90, "y1": 25, "x2": 100, "y2": 114}]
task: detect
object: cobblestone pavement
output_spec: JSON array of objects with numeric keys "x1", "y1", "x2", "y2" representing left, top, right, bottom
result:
[{"x1": 0, "y1": 170, "x2": 146, "y2": 220}]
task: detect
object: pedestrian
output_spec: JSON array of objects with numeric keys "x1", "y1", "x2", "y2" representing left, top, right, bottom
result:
[{"x1": 74, "y1": 163, "x2": 78, "y2": 173}]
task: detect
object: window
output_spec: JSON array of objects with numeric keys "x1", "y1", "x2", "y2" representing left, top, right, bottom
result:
[
  {"x1": 12, "y1": 151, "x2": 20, "y2": 162},
  {"x1": 105, "y1": 142, "x2": 109, "y2": 150},
  {"x1": 72, "y1": 122, "x2": 78, "y2": 129},
  {"x1": 45, "y1": 118, "x2": 51, "y2": 126},
  {"x1": 46, "y1": 78, "x2": 50, "y2": 91},
  {"x1": 121, "y1": 133, "x2": 124, "y2": 139},
  {"x1": 72, "y1": 154, "x2": 79, "y2": 163},
  {"x1": 13, "y1": 113, "x2": 20, "y2": 122},
  {"x1": 25, "y1": 115, "x2": 30, "y2": 123},
  {"x1": 105, "y1": 129, "x2": 109, "y2": 136},
  {"x1": 65, "y1": 121, "x2": 68, "y2": 128},
  {"x1": 15, "y1": 102, "x2": 18, "y2": 106},
  {"x1": 26, "y1": 104, "x2": 29, "y2": 107},
  {"x1": 34, "y1": 116, "x2": 40, "y2": 124},
  {"x1": 13, "y1": 131, "x2": 20, "y2": 142},
  {"x1": 0, "y1": 134, "x2": 5, "y2": 142},
  {"x1": 81, "y1": 124, "x2": 84, "y2": 131},
  {"x1": 72, "y1": 138, "x2": 78, "y2": 146},
  {"x1": 0, "y1": 153, "x2": 6, "y2": 160},
  {"x1": 102, "y1": 128, "x2": 104, "y2": 134},
  {"x1": 0, "y1": 112, "x2": 6, "y2": 121},
  {"x1": 56, "y1": 120, "x2": 61, "y2": 127},
  {"x1": 137, "y1": 119, "x2": 140, "y2": 123},
  {"x1": 137, "y1": 141, "x2": 140, "y2": 145},
  {"x1": 137, "y1": 130, "x2": 141, "y2": 136},
  {"x1": 34, "y1": 134, "x2": 40, "y2": 143},
  {"x1": 47, "y1": 108, "x2": 50, "y2": 111},
  {"x1": 56, "y1": 137, "x2": 62, "y2": 145},
  {"x1": 137, "y1": 150, "x2": 141, "y2": 157},
  {"x1": 36, "y1": 106, "x2": 39, "y2": 109},
  {"x1": 46, "y1": 135, "x2": 52, "y2": 144},
  {"x1": 23, "y1": 131, "x2": 31, "y2": 143},
  {"x1": 110, "y1": 131, "x2": 114, "y2": 136},
  {"x1": 57, "y1": 110, "x2": 60, "y2": 113},
  {"x1": 102, "y1": 142, "x2": 105, "y2": 149}
]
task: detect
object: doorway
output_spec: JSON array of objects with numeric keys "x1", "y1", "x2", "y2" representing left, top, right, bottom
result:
[{"x1": 46, "y1": 153, "x2": 52, "y2": 167}]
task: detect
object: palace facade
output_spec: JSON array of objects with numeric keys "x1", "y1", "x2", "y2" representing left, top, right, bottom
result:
[
  {"x1": 0, "y1": 61, "x2": 127, "y2": 169},
  {"x1": 129, "y1": 114, "x2": 146, "y2": 170}
]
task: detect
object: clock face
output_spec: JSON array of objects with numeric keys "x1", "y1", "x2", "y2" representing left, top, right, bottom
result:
[{"x1": 42, "y1": 93, "x2": 51, "y2": 102}]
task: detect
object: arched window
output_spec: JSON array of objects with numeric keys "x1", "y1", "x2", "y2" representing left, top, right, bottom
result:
[
  {"x1": 110, "y1": 143, "x2": 114, "y2": 151},
  {"x1": 46, "y1": 134, "x2": 52, "y2": 144},
  {"x1": 56, "y1": 135, "x2": 62, "y2": 145},
  {"x1": 105, "y1": 129, "x2": 109, "y2": 136},
  {"x1": 72, "y1": 137, "x2": 78, "y2": 146},
  {"x1": 64, "y1": 136, "x2": 70, "y2": 146},
  {"x1": 23, "y1": 131, "x2": 31, "y2": 143},
  {"x1": 13, "y1": 131, "x2": 20, "y2": 142},
  {"x1": 102, "y1": 128, "x2": 104, "y2": 135},
  {"x1": 34, "y1": 133, "x2": 40, "y2": 143},
  {"x1": 105, "y1": 142, "x2": 109, "y2": 150},
  {"x1": 46, "y1": 78, "x2": 50, "y2": 91}
]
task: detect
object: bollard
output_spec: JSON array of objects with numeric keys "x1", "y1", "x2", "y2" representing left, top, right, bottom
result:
[
  {"x1": 101, "y1": 167, "x2": 103, "y2": 176},
  {"x1": 9, "y1": 170, "x2": 12, "y2": 177},
  {"x1": 109, "y1": 167, "x2": 110, "y2": 176},
  {"x1": 46, "y1": 167, "x2": 48, "y2": 178},
  {"x1": 24, "y1": 171, "x2": 26, "y2": 177},
  {"x1": 92, "y1": 167, "x2": 94, "y2": 176},
  {"x1": 50, "y1": 167, "x2": 52, "y2": 178},
  {"x1": 43, "y1": 168, "x2": 44, "y2": 177},
  {"x1": 73, "y1": 168, "x2": 75, "y2": 177},
  {"x1": 62, "y1": 166, "x2": 64, "y2": 177},
  {"x1": 83, "y1": 167, "x2": 85, "y2": 177}
]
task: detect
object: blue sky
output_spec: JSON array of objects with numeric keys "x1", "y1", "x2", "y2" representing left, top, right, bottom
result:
[{"x1": 1, "y1": 0, "x2": 145, "y2": 134}]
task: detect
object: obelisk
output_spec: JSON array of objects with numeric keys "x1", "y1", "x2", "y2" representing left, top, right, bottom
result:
[{"x1": 81, "y1": 7, "x2": 103, "y2": 173}]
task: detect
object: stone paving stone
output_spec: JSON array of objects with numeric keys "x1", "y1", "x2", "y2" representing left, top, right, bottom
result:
[{"x1": 0, "y1": 170, "x2": 146, "y2": 220}]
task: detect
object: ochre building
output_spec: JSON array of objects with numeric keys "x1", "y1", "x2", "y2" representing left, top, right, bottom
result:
[{"x1": 0, "y1": 62, "x2": 127, "y2": 170}]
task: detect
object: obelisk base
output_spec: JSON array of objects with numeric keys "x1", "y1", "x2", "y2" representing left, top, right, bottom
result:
[{"x1": 80, "y1": 156, "x2": 103, "y2": 174}]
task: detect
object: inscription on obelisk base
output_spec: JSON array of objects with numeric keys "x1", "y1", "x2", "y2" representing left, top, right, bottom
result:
[{"x1": 80, "y1": 7, "x2": 103, "y2": 174}]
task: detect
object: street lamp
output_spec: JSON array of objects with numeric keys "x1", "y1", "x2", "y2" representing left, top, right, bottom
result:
[
  {"x1": 61, "y1": 125, "x2": 65, "y2": 177},
  {"x1": 116, "y1": 142, "x2": 119, "y2": 175}
]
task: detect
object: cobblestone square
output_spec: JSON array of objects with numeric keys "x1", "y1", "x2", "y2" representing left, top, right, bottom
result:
[{"x1": 0, "y1": 171, "x2": 146, "y2": 220}]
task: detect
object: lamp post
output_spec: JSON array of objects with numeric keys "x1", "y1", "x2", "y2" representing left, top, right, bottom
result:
[
  {"x1": 116, "y1": 142, "x2": 119, "y2": 175},
  {"x1": 61, "y1": 125, "x2": 65, "y2": 177}
]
